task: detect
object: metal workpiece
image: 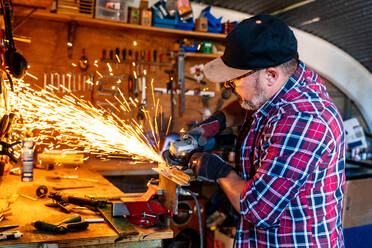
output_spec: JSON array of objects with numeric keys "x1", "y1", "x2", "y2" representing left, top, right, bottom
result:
[
  {"x1": 154, "y1": 163, "x2": 191, "y2": 215},
  {"x1": 67, "y1": 74, "x2": 71, "y2": 91},
  {"x1": 43, "y1": 72, "x2": 47, "y2": 89},
  {"x1": 62, "y1": 73, "x2": 65, "y2": 92},
  {"x1": 72, "y1": 72, "x2": 76, "y2": 92},
  {"x1": 50, "y1": 71, "x2": 54, "y2": 90}
]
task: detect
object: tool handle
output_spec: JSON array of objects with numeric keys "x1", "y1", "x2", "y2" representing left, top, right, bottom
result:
[
  {"x1": 49, "y1": 192, "x2": 107, "y2": 209},
  {"x1": 66, "y1": 195, "x2": 107, "y2": 208},
  {"x1": 65, "y1": 221, "x2": 89, "y2": 232},
  {"x1": 56, "y1": 214, "x2": 82, "y2": 225},
  {"x1": 33, "y1": 221, "x2": 67, "y2": 234}
]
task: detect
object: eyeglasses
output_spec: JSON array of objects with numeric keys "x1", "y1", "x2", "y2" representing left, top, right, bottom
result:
[{"x1": 224, "y1": 70, "x2": 257, "y2": 89}]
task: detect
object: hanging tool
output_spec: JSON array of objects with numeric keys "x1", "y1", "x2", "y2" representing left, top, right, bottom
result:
[
  {"x1": 137, "y1": 68, "x2": 146, "y2": 120},
  {"x1": 115, "y1": 48, "x2": 120, "y2": 70},
  {"x1": 78, "y1": 49, "x2": 89, "y2": 71},
  {"x1": 101, "y1": 49, "x2": 107, "y2": 60},
  {"x1": 108, "y1": 50, "x2": 113, "y2": 60},
  {"x1": 122, "y1": 48, "x2": 126, "y2": 61},
  {"x1": 133, "y1": 67, "x2": 140, "y2": 97},
  {"x1": 164, "y1": 69, "x2": 175, "y2": 132},
  {"x1": 67, "y1": 21, "x2": 77, "y2": 59},
  {"x1": 178, "y1": 48, "x2": 185, "y2": 114},
  {"x1": 153, "y1": 49, "x2": 157, "y2": 72}
]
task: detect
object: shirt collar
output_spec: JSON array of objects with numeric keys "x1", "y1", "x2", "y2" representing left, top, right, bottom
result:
[{"x1": 253, "y1": 60, "x2": 306, "y2": 119}]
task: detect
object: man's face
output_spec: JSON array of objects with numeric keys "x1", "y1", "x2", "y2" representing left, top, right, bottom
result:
[{"x1": 234, "y1": 72, "x2": 270, "y2": 111}]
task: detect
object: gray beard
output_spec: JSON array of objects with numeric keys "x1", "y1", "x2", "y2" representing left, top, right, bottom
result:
[{"x1": 240, "y1": 77, "x2": 269, "y2": 111}]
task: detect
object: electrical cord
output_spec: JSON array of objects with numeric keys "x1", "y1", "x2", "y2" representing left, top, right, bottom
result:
[{"x1": 186, "y1": 189, "x2": 203, "y2": 248}]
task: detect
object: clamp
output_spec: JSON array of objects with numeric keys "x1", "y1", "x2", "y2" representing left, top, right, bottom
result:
[{"x1": 0, "y1": 141, "x2": 21, "y2": 163}]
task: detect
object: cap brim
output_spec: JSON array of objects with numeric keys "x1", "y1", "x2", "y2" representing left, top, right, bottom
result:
[{"x1": 204, "y1": 57, "x2": 251, "y2": 83}]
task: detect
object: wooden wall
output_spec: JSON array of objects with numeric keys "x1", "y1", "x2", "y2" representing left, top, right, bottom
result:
[{"x1": 13, "y1": 9, "x2": 233, "y2": 134}]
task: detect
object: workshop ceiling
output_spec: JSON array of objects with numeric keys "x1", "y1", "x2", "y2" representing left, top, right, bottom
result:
[{"x1": 192, "y1": 0, "x2": 372, "y2": 74}]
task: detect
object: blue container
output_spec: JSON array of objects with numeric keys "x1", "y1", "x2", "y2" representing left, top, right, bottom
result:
[
  {"x1": 177, "y1": 17, "x2": 194, "y2": 31},
  {"x1": 152, "y1": 8, "x2": 177, "y2": 29},
  {"x1": 200, "y1": 6, "x2": 222, "y2": 33},
  {"x1": 179, "y1": 40, "x2": 197, "y2": 53}
]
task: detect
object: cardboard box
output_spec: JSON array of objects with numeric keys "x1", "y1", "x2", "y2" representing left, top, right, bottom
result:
[
  {"x1": 215, "y1": 229, "x2": 234, "y2": 248},
  {"x1": 129, "y1": 7, "x2": 140, "y2": 24},
  {"x1": 139, "y1": 0, "x2": 149, "y2": 9},
  {"x1": 195, "y1": 17, "x2": 208, "y2": 32},
  {"x1": 343, "y1": 178, "x2": 372, "y2": 228},
  {"x1": 141, "y1": 9, "x2": 152, "y2": 26}
]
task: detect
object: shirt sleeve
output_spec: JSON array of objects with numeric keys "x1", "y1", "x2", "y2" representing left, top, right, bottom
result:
[{"x1": 240, "y1": 112, "x2": 333, "y2": 229}]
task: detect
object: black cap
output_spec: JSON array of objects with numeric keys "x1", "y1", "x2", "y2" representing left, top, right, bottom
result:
[{"x1": 204, "y1": 14, "x2": 298, "y2": 83}]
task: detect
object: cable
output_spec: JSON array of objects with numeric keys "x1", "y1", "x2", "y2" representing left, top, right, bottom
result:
[{"x1": 186, "y1": 189, "x2": 203, "y2": 248}]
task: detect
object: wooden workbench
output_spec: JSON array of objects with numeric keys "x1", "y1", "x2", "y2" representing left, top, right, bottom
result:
[{"x1": 0, "y1": 165, "x2": 172, "y2": 247}]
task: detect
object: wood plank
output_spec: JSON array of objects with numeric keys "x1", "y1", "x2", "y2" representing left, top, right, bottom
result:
[
  {"x1": 184, "y1": 52, "x2": 222, "y2": 58},
  {"x1": 85, "y1": 158, "x2": 158, "y2": 176},
  {"x1": 0, "y1": 166, "x2": 172, "y2": 247}
]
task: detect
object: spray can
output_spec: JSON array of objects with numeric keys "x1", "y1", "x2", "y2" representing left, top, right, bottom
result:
[{"x1": 22, "y1": 138, "x2": 35, "y2": 182}]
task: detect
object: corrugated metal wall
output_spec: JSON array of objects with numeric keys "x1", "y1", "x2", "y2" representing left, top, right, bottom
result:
[{"x1": 192, "y1": 0, "x2": 372, "y2": 73}]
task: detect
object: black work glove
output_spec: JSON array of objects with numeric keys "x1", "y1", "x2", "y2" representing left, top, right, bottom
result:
[
  {"x1": 188, "y1": 152, "x2": 233, "y2": 182},
  {"x1": 188, "y1": 111, "x2": 226, "y2": 146}
]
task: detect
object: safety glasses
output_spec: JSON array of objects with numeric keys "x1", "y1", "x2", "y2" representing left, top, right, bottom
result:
[{"x1": 224, "y1": 70, "x2": 257, "y2": 89}]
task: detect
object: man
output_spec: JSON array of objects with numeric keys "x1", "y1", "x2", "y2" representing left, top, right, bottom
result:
[{"x1": 188, "y1": 15, "x2": 345, "y2": 247}]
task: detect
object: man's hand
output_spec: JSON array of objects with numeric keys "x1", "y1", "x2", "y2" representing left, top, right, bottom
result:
[
  {"x1": 188, "y1": 152, "x2": 234, "y2": 182},
  {"x1": 188, "y1": 111, "x2": 226, "y2": 146}
]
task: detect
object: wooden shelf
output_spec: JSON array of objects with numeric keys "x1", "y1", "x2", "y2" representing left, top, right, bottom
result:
[
  {"x1": 16, "y1": 10, "x2": 227, "y2": 40},
  {"x1": 184, "y1": 52, "x2": 221, "y2": 58}
]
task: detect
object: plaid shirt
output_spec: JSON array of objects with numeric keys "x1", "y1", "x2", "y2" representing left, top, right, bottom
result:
[{"x1": 235, "y1": 61, "x2": 345, "y2": 248}]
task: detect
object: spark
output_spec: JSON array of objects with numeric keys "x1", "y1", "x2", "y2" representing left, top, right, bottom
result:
[
  {"x1": 4, "y1": 79, "x2": 164, "y2": 163},
  {"x1": 107, "y1": 63, "x2": 112, "y2": 72},
  {"x1": 115, "y1": 54, "x2": 121, "y2": 63},
  {"x1": 26, "y1": 72, "x2": 38, "y2": 80},
  {"x1": 96, "y1": 71, "x2": 103, "y2": 78}
]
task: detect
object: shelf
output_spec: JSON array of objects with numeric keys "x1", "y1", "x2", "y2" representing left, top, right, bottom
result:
[
  {"x1": 184, "y1": 53, "x2": 221, "y2": 59},
  {"x1": 15, "y1": 10, "x2": 227, "y2": 40},
  {"x1": 101, "y1": 59, "x2": 175, "y2": 67}
]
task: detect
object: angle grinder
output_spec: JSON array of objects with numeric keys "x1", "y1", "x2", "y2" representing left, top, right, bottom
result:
[{"x1": 162, "y1": 134, "x2": 215, "y2": 168}]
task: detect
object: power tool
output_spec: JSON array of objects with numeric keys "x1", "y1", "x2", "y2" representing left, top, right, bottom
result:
[{"x1": 162, "y1": 134, "x2": 215, "y2": 168}]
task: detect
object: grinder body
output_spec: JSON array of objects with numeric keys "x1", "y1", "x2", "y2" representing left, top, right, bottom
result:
[{"x1": 163, "y1": 134, "x2": 215, "y2": 167}]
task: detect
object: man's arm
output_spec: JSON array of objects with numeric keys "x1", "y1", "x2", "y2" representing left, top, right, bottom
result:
[
  {"x1": 217, "y1": 171, "x2": 246, "y2": 212},
  {"x1": 216, "y1": 113, "x2": 332, "y2": 229}
]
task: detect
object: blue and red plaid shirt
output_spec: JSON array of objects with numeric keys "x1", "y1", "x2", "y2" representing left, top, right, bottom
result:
[{"x1": 235, "y1": 61, "x2": 345, "y2": 247}]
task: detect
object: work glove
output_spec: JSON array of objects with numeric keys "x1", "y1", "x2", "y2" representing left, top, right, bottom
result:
[
  {"x1": 189, "y1": 152, "x2": 233, "y2": 182},
  {"x1": 188, "y1": 111, "x2": 226, "y2": 146}
]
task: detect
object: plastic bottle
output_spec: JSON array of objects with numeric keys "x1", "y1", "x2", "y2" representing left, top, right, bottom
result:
[{"x1": 22, "y1": 133, "x2": 35, "y2": 182}]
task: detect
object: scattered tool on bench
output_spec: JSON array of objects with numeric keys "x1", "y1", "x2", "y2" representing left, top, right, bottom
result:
[
  {"x1": 36, "y1": 185, "x2": 94, "y2": 198},
  {"x1": 33, "y1": 214, "x2": 101, "y2": 234}
]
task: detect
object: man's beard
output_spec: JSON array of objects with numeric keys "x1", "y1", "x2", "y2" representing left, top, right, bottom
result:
[{"x1": 240, "y1": 76, "x2": 269, "y2": 111}]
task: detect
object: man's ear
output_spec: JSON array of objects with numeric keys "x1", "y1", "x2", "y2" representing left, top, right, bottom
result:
[{"x1": 265, "y1": 68, "x2": 279, "y2": 86}]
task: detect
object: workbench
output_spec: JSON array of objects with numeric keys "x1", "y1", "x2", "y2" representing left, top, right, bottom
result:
[{"x1": 0, "y1": 164, "x2": 173, "y2": 247}]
